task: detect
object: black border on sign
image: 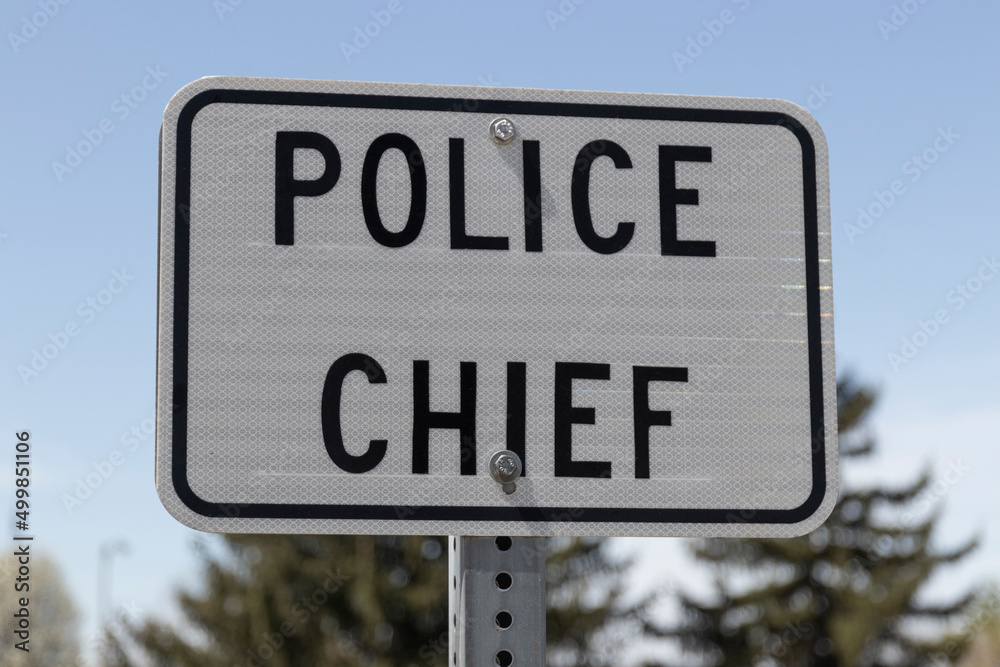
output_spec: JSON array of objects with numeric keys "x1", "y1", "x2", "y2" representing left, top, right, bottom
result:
[{"x1": 165, "y1": 88, "x2": 828, "y2": 526}]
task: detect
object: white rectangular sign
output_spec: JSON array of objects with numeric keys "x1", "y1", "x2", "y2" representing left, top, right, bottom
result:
[{"x1": 157, "y1": 77, "x2": 837, "y2": 537}]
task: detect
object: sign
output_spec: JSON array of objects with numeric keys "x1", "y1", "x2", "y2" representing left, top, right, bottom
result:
[{"x1": 157, "y1": 77, "x2": 837, "y2": 537}]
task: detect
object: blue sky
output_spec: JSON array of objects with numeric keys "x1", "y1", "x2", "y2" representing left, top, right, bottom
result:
[{"x1": 2, "y1": 0, "x2": 999, "y2": 657}]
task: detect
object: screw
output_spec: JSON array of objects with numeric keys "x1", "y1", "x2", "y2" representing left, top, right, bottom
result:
[
  {"x1": 488, "y1": 118, "x2": 516, "y2": 145},
  {"x1": 489, "y1": 450, "x2": 522, "y2": 493},
  {"x1": 496, "y1": 457, "x2": 517, "y2": 478}
]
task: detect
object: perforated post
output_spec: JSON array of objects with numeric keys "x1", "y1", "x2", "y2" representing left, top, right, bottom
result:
[{"x1": 449, "y1": 536, "x2": 546, "y2": 666}]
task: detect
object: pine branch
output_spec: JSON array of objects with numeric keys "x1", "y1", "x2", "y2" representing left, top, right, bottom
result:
[
  {"x1": 932, "y1": 537, "x2": 979, "y2": 565},
  {"x1": 837, "y1": 377, "x2": 876, "y2": 433},
  {"x1": 842, "y1": 437, "x2": 875, "y2": 458},
  {"x1": 856, "y1": 470, "x2": 933, "y2": 504},
  {"x1": 908, "y1": 592, "x2": 976, "y2": 618}
]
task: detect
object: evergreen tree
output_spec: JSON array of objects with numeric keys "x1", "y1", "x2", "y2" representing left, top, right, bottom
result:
[
  {"x1": 107, "y1": 535, "x2": 449, "y2": 666},
  {"x1": 546, "y1": 536, "x2": 646, "y2": 666},
  {"x1": 107, "y1": 534, "x2": 646, "y2": 666},
  {"x1": 659, "y1": 378, "x2": 977, "y2": 667}
]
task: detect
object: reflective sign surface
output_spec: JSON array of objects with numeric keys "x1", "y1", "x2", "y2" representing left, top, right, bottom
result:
[{"x1": 157, "y1": 77, "x2": 837, "y2": 536}]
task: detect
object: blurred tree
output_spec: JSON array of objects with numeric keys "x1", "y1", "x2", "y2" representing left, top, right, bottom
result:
[
  {"x1": 658, "y1": 377, "x2": 978, "y2": 667},
  {"x1": 106, "y1": 534, "x2": 646, "y2": 667},
  {"x1": 106, "y1": 535, "x2": 449, "y2": 666},
  {"x1": 0, "y1": 551, "x2": 81, "y2": 667},
  {"x1": 547, "y1": 536, "x2": 647, "y2": 666},
  {"x1": 956, "y1": 585, "x2": 1000, "y2": 667}
]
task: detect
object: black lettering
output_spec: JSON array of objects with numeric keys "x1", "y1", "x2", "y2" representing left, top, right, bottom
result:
[
  {"x1": 571, "y1": 140, "x2": 635, "y2": 254},
  {"x1": 321, "y1": 353, "x2": 387, "y2": 474},
  {"x1": 412, "y1": 360, "x2": 478, "y2": 475},
  {"x1": 658, "y1": 145, "x2": 715, "y2": 257},
  {"x1": 632, "y1": 366, "x2": 688, "y2": 479},
  {"x1": 362, "y1": 133, "x2": 427, "y2": 248},
  {"x1": 522, "y1": 140, "x2": 543, "y2": 252},
  {"x1": 506, "y1": 362, "x2": 527, "y2": 476},
  {"x1": 449, "y1": 138, "x2": 509, "y2": 250},
  {"x1": 554, "y1": 362, "x2": 611, "y2": 478},
  {"x1": 274, "y1": 131, "x2": 341, "y2": 246}
]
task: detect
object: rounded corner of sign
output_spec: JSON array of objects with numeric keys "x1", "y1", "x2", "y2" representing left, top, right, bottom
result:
[
  {"x1": 162, "y1": 78, "x2": 230, "y2": 128},
  {"x1": 767, "y1": 101, "x2": 829, "y2": 159},
  {"x1": 787, "y1": 483, "x2": 839, "y2": 538},
  {"x1": 155, "y1": 483, "x2": 198, "y2": 531},
  {"x1": 163, "y1": 79, "x2": 205, "y2": 119},
  {"x1": 157, "y1": 470, "x2": 225, "y2": 531},
  {"x1": 765, "y1": 96, "x2": 816, "y2": 123}
]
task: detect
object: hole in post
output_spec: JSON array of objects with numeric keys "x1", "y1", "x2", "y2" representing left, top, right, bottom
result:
[
  {"x1": 494, "y1": 572, "x2": 512, "y2": 590},
  {"x1": 453, "y1": 575, "x2": 456, "y2": 590},
  {"x1": 495, "y1": 610, "x2": 513, "y2": 629},
  {"x1": 453, "y1": 613, "x2": 457, "y2": 628},
  {"x1": 495, "y1": 536, "x2": 512, "y2": 551},
  {"x1": 496, "y1": 649, "x2": 513, "y2": 667}
]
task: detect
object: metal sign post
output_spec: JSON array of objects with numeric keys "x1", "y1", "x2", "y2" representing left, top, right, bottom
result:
[
  {"x1": 450, "y1": 536, "x2": 546, "y2": 666},
  {"x1": 449, "y1": 451, "x2": 545, "y2": 665}
]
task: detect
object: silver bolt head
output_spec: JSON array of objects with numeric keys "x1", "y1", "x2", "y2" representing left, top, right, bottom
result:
[
  {"x1": 496, "y1": 457, "x2": 517, "y2": 477},
  {"x1": 489, "y1": 450, "x2": 523, "y2": 484},
  {"x1": 489, "y1": 118, "x2": 516, "y2": 145}
]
